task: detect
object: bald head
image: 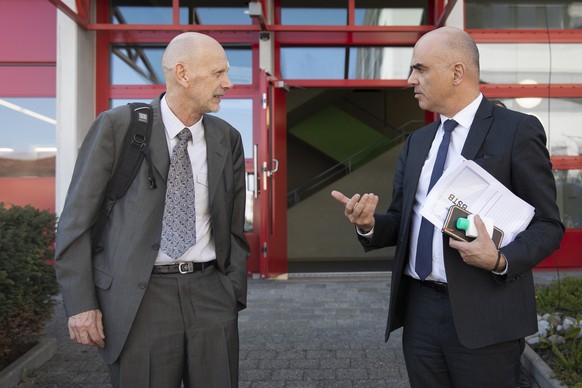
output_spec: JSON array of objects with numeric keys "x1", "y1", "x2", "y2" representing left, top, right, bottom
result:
[
  {"x1": 161, "y1": 32, "x2": 233, "y2": 125},
  {"x1": 408, "y1": 27, "x2": 481, "y2": 117},
  {"x1": 162, "y1": 32, "x2": 224, "y2": 78},
  {"x1": 418, "y1": 27, "x2": 480, "y2": 80}
]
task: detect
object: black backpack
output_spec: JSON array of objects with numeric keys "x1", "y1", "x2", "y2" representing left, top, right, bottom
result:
[{"x1": 91, "y1": 102, "x2": 157, "y2": 253}]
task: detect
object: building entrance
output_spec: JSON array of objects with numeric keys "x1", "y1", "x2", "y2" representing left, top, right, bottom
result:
[{"x1": 285, "y1": 87, "x2": 424, "y2": 273}]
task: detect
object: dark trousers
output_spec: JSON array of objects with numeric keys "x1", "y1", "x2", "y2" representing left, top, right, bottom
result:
[
  {"x1": 108, "y1": 266, "x2": 239, "y2": 388},
  {"x1": 402, "y1": 277, "x2": 522, "y2": 388}
]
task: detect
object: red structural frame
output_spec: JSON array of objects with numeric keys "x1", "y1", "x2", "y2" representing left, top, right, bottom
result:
[{"x1": 45, "y1": 0, "x2": 582, "y2": 273}]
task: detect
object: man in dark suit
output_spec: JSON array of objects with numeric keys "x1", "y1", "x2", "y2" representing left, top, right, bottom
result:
[
  {"x1": 55, "y1": 32, "x2": 249, "y2": 387},
  {"x1": 332, "y1": 26, "x2": 563, "y2": 387}
]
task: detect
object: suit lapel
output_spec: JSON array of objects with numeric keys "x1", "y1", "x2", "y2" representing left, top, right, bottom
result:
[
  {"x1": 461, "y1": 98, "x2": 494, "y2": 160},
  {"x1": 406, "y1": 120, "x2": 439, "y2": 194},
  {"x1": 204, "y1": 115, "x2": 228, "y2": 210},
  {"x1": 149, "y1": 97, "x2": 170, "y2": 182}
]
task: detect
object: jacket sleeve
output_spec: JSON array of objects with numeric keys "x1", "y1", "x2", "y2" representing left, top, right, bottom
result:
[
  {"x1": 226, "y1": 128, "x2": 250, "y2": 310},
  {"x1": 499, "y1": 114, "x2": 564, "y2": 280},
  {"x1": 54, "y1": 107, "x2": 129, "y2": 317}
]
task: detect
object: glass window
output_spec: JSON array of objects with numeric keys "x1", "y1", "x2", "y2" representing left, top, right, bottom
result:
[
  {"x1": 112, "y1": 6, "x2": 177, "y2": 24},
  {"x1": 355, "y1": 0, "x2": 427, "y2": 26},
  {"x1": 209, "y1": 99, "x2": 253, "y2": 159},
  {"x1": 281, "y1": 47, "x2": 412, "y2": 80},
  {"x1": 554, "y1": 169, "x2": 582, "y2": 228},
  {"x1": 281, "y1": 0, "x2": 348, "y2": 25},
  {"x1": 111, "y1": 1, "x2": 250, "y2": 25},
  {"x1": 491, "y1": 98, "x2": 582, "y2": 157},
  {"x1": 478, "y1": 43, "x2": 582, "y2": 84},
  {"x1": 111, "y1": 45, "x2": 252, "y2": 85},
  {"x1": 466, "y1": 1, "x2": 582, "y2": 29},
  {"x1": 0, "y1": 98, "x2": 56, "y2": 177}
]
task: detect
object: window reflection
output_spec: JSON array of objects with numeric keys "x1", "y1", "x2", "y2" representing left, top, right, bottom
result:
[
  {"x1": 111, "y1": 1, "x2": 250, "y2": 25},
  {"x1": 489, "y1": 98, "x2": 582, "y2": 158},
  {"x1": 466, "y1": 0, "x2": 582, "y2": 29},
  {"x1": 111, "y1": 45, "x2": 252, "y2": 85},
  {"x1": 281, "y1": 47, "x2": 412, "y2": 80},
  {"x1": 355, "y1": 2, "x2": 426, "y2": 26},
  {"x1": 208, "y1": 99, "x2": 253, "y2": 159},
  {"x1": 555, "y1": 169, "x2": 582, "y2": 228},
  {"x1": 281, "y1": 0, "x2": 348, "y2": 25},
  {"x1": 0, "y1": 98, "x2": 56, "y2": 177},
  {"x1": 478, "y1": 44, "x2": 582, "y2": 84}
]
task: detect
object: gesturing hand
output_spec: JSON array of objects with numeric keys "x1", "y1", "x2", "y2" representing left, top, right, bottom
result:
[{"x1": 331, "y1": 190, "x2": 378, "y2": 233}]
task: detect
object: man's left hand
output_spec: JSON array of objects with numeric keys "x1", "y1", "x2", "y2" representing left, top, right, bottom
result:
[{"x1": 449, "y1": 214, "x2": 503, "y2": 271}]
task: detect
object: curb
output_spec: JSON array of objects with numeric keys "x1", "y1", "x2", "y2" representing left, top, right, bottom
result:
[
  {"x1": 0, "y1": 337, "x2": 57, "y2": 388},
  {"x1": 521, "y1": 344, "x2": 567, "y2": 388}
]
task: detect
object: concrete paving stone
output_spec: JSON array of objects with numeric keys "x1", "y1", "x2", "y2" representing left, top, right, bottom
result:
[
  {"x1": 257, "y1": 358, "x2": 290, "y2": 369},
  {"x1": 302, "y1": 368, "x2": 336, "y2": 380},
  {"x1": 335, "y1": 368, "x2": 368, "y2": 380},
  {"x1": 319, "y1": 358, "x2": 350, "y2": 369},
  {"x1": 271, "y1": 369, "x2": 304, "y2": 380},
  {"x1": 288, "y1": 359, "x2": 321, "y2": 369}
]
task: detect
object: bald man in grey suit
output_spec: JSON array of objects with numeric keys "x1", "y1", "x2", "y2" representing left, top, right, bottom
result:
[{"x1": 55, "y1": 33, "x2": 249, "y2": 387}]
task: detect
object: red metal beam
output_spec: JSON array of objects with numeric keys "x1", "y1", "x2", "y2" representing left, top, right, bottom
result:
[
  {"x1": 109, "y1": 85, "x2": 255, "y2": 99},
  {"x1": 470, "y1": 29, "x2": 582, "y2": 44},
  {"x1": 272, "y1": 26, "x2": 433, "y2": 46},
  {"x1": 480, "y1": 84, "x2": 582, "y2": 98},
  {"x1": 552, "y1": 156, "x2": 582, "y2": 170},
  {"x1": 105, "y1": 30, "x2": 259, "y2": 44},
  {"x1": 285, "y1": 79, "x2": 409, "y2": 88},
  {"x1": 47, "y1": 0, "x2": 89, "y2": 28}
]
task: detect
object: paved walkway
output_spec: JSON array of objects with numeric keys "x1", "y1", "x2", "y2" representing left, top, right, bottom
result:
[
  {"x1": 16, "y1": 268, "x2": 580, "y2": 387},
  {"x1": 17, "y1": 273, "x2": 408, "y2": 388}
]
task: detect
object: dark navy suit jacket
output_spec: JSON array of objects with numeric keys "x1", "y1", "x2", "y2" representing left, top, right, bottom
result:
[{"x1": 360, "y1": 97, "x2": 564, "y2": 349}]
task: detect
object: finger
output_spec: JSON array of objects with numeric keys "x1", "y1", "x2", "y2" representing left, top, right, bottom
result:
[
  {"x1": 360, "y1": 193, "x2": 378, "y2": 213},
  {"x1": 472, "y1": 215, "x2": 490, "y2": 240},
  {"x1": 331, "y1": 190, "x2": 349, "y2": 205}
]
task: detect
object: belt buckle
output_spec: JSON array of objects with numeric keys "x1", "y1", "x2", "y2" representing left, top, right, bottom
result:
[{"x1": 178, "y1": 262, "x2": 194, "y2": 274}]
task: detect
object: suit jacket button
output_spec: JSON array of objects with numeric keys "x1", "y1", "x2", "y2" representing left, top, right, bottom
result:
[
  {"x1": 138, "y1": 282, "x2": 147, "y2": 289},
  {"x1": 152, "y1": 243, "x2": 160, "y2": 250}
]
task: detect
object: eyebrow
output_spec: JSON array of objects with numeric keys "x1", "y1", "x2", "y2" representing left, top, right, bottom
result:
[{"x1": 410, "y1": 63, "x2": 426, "y2": 71}]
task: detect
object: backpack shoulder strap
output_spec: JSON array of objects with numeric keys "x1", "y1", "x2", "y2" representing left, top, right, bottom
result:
[{"x1": 91, "y1": 102, "x2": 154, "y2": 253}]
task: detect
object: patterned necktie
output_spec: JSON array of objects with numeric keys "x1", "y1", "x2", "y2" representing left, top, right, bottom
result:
[
  {"x1": 160, "y1": 128, "x2": 196, "y2": 259},
  {"x1": 415, "y1": 119, "x2": 458, "y2": 280}
]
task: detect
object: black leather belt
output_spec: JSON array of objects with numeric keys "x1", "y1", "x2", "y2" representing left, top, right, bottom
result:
[
  {"x1": 409, "y1": 276, "x2": 448, "y2": 295},
  {"x1": 152, "y1": 260, "x2": 216, "y2": 274}
]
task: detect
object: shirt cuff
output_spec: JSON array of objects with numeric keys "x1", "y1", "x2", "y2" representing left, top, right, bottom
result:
[
  {"x1": 492, "y1": 253, "x2": 509, "y2": 275},
  {"x1": 356, "y1": 226, "x2": 374, "y2": 237}
]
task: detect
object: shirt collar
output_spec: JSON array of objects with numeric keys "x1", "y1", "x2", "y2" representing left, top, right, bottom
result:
[
  {"x1": 440, "y1": 93, "x2": 483, "y2": 130},
  {"x1": 160, "y1": 95, "x2": 203, "y2": 140}
]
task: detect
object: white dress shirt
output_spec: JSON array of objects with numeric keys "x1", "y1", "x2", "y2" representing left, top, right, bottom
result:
[
  {"x1": 404, "y1": 94, "x2": 482, "y2": 282},
  {"x1": 155, "y1": 96, "x2": 216, "y2": 265}
]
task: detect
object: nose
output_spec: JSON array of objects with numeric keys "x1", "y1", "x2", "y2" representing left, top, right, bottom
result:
[
  {"x1": 407, "y1": 72, "x2": 417, "y2": 86},
  {"x1": 222, "y1": 74, "x2": 233, "y2": 90}
]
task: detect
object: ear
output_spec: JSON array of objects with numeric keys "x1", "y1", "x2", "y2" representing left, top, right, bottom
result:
[
  {"x1": 452, "y1": 62, "x2": 465, "y2": 85},
  {"x1": 175, "y1": 63, "x2": 189, "y2": 87}
]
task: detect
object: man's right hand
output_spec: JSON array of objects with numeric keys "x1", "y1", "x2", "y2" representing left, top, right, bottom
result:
[
  {"x1": 331, "y1": 190, "x2": 378, "y2": 232},
  {"x1": 68, "y1": 309, "x2": 105, "y2": 348}
]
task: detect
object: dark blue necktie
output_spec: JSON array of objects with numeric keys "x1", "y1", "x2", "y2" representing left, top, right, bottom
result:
[{"x1": 415, "y1": 119, "x2": 458, "y2": 280}]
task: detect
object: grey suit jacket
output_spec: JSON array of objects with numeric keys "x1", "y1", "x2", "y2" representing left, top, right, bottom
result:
[
  {"x1": 55, "y1": 96, "x2": 250, "y2": 363},
  {"x1": 360, "y1": 97, "x2": 564, "y2": 349}
]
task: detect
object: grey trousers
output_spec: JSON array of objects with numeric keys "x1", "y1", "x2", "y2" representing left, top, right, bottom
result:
[{"x1": 108, "y1": 265, "x2": 239, "y2": 388}]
